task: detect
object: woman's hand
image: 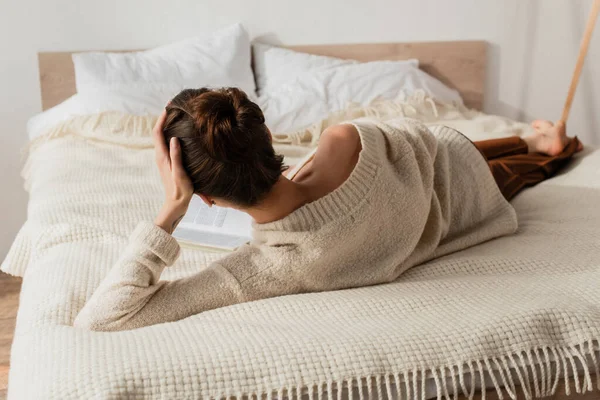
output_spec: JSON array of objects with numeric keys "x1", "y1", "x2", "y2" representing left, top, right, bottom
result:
[{"x1": 152, "y1": 109, "x2": 194, "y2": 234}]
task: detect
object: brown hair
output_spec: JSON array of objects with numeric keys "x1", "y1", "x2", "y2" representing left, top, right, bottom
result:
[{"x1": 162, "y1": 88, "x2": 285, "y2": 207}]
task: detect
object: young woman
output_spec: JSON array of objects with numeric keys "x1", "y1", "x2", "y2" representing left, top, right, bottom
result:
[{"x1": 74, "y1": 87, "x2": 582, "y2": 331}]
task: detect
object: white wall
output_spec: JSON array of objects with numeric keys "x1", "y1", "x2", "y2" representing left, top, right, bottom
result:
[{"x1": 1, "y1": 0, "x2": 599, "y2": 261}]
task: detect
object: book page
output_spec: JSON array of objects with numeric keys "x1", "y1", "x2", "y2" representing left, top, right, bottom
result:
[{"x1": 173, "y1": 195, "x2": 252, "y2": 249}]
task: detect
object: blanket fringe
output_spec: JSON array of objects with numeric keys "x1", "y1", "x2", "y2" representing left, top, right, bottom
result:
[
  {"x1": 24, "y1": 111, "x2": 158, "y2": 155},
  {"x1": 23, "y1": 91, "x2": 473, "y2": 158},
  {"x1": 230, "y1": 340, "x2": 599, "y2": 400}
]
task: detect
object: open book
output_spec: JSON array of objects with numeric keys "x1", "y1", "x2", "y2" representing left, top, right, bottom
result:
[{"x1": 172, "y1": 195, "x2": 253, "y2": 250}]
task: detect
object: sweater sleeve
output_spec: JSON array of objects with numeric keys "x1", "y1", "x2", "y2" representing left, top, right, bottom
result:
[{"x1": 73, "y1": 221, "x2": 244, "y2": 331}]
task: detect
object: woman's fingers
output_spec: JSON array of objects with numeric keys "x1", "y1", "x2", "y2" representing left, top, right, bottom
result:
[
  {"x1": 153, "y1": 109, "x2": 170, "y2": 164},
  {"x1": 169, "y1": 138, "x2": 188, "y2": 180},
  {"x1": 169, "y1": 138, "x2": 194, "y2": 201}
]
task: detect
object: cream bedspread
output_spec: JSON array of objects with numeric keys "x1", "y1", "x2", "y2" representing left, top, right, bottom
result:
[{"x1": 2, "y1": 96, "x2": 600, "y2": 399}]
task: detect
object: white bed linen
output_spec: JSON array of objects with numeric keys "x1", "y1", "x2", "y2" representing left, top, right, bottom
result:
[
  {"x1": 27, "y1": 73, "x2": 462, "y2": 141},
  {"x1": 253, "y1": 44, "x2": 462, "y2": 133},
  {"x1": 257, "y1": 62, "x2": 463, "y2": 134},
  {"x1": 27, "y1": 91, "x2": 168, "y2": 140}
]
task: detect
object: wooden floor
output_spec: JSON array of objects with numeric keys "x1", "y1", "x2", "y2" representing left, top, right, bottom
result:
[
  {"x1": 0, "y1": 272, "x2": 21, "y2": 400},
  {"x1": 464, "y1": 383, "x2": 598, "y2": 400}
]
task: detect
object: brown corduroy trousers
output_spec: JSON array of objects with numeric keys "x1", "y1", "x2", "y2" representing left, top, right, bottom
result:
[{"x1": 474, "y1": 136, "x2": 581, "y2": 201}]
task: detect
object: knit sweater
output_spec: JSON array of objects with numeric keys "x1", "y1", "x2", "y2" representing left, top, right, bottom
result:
[{"x1": 73, "y1": 118, "x2": 518, "y2": 331}]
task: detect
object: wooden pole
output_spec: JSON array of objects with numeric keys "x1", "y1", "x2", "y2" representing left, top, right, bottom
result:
[{"x1": 560, "y1": 0, "x2": 600, "y2": 123}]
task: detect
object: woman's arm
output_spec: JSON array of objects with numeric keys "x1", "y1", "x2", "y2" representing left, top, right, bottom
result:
[
  {"x1": 72, "y1": 220, "x2": 244, "y2": 331},
  {"x1": 73, "y1": 109, "x2": 245, "y2": 331},
  {"x1": 72, "y1": 221, "x2": 179, "y2": 330}
]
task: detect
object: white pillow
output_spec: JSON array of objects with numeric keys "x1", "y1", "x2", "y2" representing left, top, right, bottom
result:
[
  {"x1": 73, "y1": 23, "x2": 255, "y2": 96},
  {"x1": 253, "y1": 43, "x2": 419, "y2": 96},
  {"x1": 253, "y1": 43, "x2": 360, "y2": 96},
  {"x1": 258, "y1": 60, "x2": 463, "y2": 134}
]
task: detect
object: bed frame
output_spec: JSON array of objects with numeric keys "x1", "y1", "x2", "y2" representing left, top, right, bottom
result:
[
  {"x1": 38, "y1": 41, "x2": 486, "y2": 111},
  {"x1": 33, "y1": 41, "x2": 596, "y2": 400}
]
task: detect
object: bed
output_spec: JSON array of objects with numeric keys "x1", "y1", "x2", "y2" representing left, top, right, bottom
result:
[{"x1": 2, "y1": 36, "x2": 599, "y2": 400}]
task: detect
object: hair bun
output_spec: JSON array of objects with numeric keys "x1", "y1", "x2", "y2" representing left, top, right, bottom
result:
[{"x1": 182, "y1": 87, "x2": 265, "y2": 163}]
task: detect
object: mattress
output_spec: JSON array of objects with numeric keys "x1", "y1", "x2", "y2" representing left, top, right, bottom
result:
[{"x1": 2, "y1": 102, "x2": 599, "y2": 399}]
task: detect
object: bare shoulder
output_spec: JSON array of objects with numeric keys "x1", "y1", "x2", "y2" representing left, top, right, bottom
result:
[
  {"x1": 321, "y1": 123, "x2": 360, "y2": 142},
  {"x1": 312, "y1": 124, "x2": 362, "y2": 187},
  {"x1": 318, "y1": 124, "x2": 361, "y2": 157}
]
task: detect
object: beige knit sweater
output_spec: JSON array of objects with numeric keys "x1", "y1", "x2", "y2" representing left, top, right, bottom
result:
[{"x1": 73, "y1": 118, "x2": 517, "y2": 331}]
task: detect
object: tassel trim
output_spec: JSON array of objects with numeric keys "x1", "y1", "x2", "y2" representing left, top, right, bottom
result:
[{"x1": 222, "y1": 340, "x2": 598, "y2": 400}]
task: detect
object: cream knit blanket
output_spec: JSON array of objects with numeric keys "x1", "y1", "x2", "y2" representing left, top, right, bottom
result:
[{"x1": 2, "y1": 96, "x2": 600, "y2": 399}]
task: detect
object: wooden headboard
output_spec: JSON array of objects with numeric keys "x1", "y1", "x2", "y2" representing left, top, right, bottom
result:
[{"x1": 38, "y1": 40, "x2": 486, "y2": 111}]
